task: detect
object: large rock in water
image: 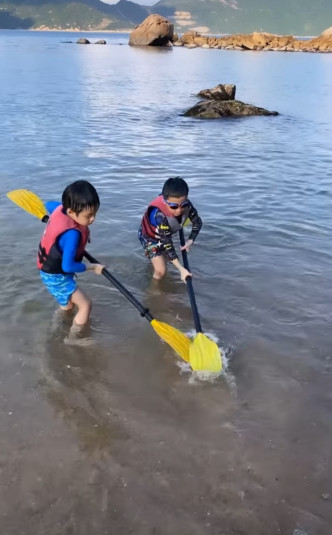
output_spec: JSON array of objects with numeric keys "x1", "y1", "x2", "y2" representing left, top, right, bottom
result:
[
  {"x1": 198, "y1": 84, "x2": 236, "y2": 101},
  {"x1": 184, "y1": 100, "x2": 279, "y2": 119},
  {"x1": 129, "y1": 14, "x2": 173, "y2": 47}
]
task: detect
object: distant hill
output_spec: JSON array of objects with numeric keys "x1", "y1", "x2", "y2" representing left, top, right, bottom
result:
[
  {"x1": 0, "y1": 0, "x2": 331, "y2": 35},
  {"x1": 154, "y1": 0, "x2": 332, "y2": 36},
  {"x1": 0, "y1": 0, "x2": 150, "y2": 30}
]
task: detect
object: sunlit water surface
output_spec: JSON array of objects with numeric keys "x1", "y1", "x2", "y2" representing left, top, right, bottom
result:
[{"x1": 0, "y1": 30, "x2": 332, "y2": 535}]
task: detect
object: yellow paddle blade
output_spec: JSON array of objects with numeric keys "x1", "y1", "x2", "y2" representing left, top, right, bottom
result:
[
  {"x1": 189, "y1": 332, "x2": 222, "y2": 372},
  {"x1": 7, "y1": 189, "x2": 47, "y2": 220},
  {"x1": 151, "y1": 319, "x2": 191, "y2": 363}
]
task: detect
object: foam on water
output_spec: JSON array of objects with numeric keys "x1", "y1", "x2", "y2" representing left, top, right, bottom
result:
[{"x1": 176, "y1": 329, "x2": 236, "y2": 388}]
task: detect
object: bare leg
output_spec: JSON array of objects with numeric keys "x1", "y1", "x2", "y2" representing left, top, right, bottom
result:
[
  {"x1": 54, "y1": 301, "x2": 74, "y2": 324},
  {"x1": 60, "y1": 302, "x2": 74, "y2": 312},
  {"x1": 69, "y1": 288, "x2": 92, "y2": 327},
  {"x1": 151, "y1": 255, "x2": 167, "y2": 280},
  {"x1": 51, "y1": 302, "x2": 74, "y2": 335},
  {"x1": 64, "y1": 288, "x2": 94, "y2": 345}
]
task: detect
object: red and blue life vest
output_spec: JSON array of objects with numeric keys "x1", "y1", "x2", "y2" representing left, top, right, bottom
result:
[
  {"x1": 37, "y1": 205, "x2": 90, "y2": 274},
  {"x1": 141, "y1": 195, "x2": 189, "y2": 240}
]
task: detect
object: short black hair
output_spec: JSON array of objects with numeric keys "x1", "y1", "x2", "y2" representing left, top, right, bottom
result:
[
  {"x1": 162, "y1": 176, "x2": 189, "y2": 199},
  {"x1": 62, "y1": 180, "x2": 100, "y2": 214}
]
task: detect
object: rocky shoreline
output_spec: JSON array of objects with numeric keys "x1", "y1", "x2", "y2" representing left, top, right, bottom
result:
[
  {"x1": 127, "y1": 15, "x2": 332, "y2": 52},
  {"x1": 175, "y1": 29, "x2": 332, "y2": 53}
]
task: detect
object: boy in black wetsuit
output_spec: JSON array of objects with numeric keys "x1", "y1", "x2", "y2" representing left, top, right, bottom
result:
[{"x1": 138, "y1": 177, "x2": 202, "y2": 281}]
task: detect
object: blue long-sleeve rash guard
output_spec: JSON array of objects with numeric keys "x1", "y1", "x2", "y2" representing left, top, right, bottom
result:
[{"x1": 46, "y1": 201, "x2": 86, "y2": 274}]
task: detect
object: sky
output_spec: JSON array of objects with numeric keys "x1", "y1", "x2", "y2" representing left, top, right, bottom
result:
[{"x1": 102, "y1": 0, "x2": 158, "y2": 4}]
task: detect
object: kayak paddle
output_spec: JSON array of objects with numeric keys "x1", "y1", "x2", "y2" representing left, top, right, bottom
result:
[{"x1": 179, "y1": 227, "x2": 222, "y2": 372}]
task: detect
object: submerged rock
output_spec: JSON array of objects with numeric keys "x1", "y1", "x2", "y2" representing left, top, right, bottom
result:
[
  {"x1": 77, "y1": 38, "x2": 90, "y2": 45},
  {"x1": 198, "y1": 83, "x2": 236, "y2": 101},
  {"x1": 129, "y1": 14, "x2": 173, "y2": 47},
  {"x1": 184, "y1": 100, "x2": 279, "y2": 119}
]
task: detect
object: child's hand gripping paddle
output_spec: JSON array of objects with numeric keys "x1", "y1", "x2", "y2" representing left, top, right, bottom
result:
[
  {"x1": 7, "y1": 189, "x2": 191, "y2": 365},
  {"x1": 179, "y1": 227, "x2": 222, "y2": 372}
]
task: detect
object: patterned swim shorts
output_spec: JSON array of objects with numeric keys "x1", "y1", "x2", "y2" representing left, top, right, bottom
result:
[
  {"x1": 138, "y1": 228, "x2": 164, "y2": 259},
  {"x1": 40, "y1": 271, "x2": 77, "y2": 306}
]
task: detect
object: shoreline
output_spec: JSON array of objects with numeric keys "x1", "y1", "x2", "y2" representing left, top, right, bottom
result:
[
  {"x1": 176, "y1": 30, "x2": 332, "y2": 53},
  {"x1": 0, "y1": 28, "x2": 320, "y2": 39},
  {"x1": 2, "y1": 28, "x2": 331, "y2": 52},
  {"x1": 29, "y1": 28, "x2": 132, "y2": 33}
]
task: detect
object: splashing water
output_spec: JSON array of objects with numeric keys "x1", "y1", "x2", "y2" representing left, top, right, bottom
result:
[{"x1": 175, "y1": 329, "x2": 236, "y2": 387}]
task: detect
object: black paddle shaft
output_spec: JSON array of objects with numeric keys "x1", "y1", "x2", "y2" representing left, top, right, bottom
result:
[
  {"x1": 41, "y1": 215, "x2": 154, "y2": 323},
  {"x1": 83, "y1": 251, "x2": 154, "y2": 323},
  {"x1": 179, "y1": 228, "x2": 202, "y2": 333}
]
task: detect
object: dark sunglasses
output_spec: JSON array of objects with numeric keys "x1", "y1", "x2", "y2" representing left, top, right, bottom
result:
[{"x1": 164, "y1": 198, "x2": 190, "y2": 210}]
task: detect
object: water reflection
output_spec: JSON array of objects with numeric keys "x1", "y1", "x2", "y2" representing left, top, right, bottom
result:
[{"x1": 43, "y1": 331, "x2": 130, "y2": 455}]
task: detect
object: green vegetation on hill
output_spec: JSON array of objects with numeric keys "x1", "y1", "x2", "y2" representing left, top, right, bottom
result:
[
  {"x1": 154, "y1": 0, "x2": 332, "y2": 36},
  {"x1": 0, "y1": 0, "x2": 331, "y2": 35},
  {"x1": 0, "y1": 0, "x2": 149, "y2": 30}
]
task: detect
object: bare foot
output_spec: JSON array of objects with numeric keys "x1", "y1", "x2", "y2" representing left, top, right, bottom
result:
[
  {"x1": 64, "y1": 335, "x2": 95, "y2": 347},
  {"x1": 64, "y1": 322, "x2": 94, "y2": 346},
  {"x1": 69, "y1": 321, "x2": 84, "y2": 335}
]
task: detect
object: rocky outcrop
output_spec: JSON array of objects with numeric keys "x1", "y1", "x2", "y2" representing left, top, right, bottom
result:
[
  {"x1": 76, "y1": 38, "x2": 107, "y2": 45},
  {"x1": 198, "y1": 84, "x2": 236, "y2": 101},
  {"x1": 184, "y1": 100, "x2": 278, "y2": 119},
  {"x1": 178, "y1": 30, "x2": 332, "y2": 53},
  {"x1": 184, "y1": 83, "x2": 278, "y2": 119},
  {"x1": 77, "y1": 38, "x2": 90, "y2": 44},
  {"x1": 129, "y1": 14, "x2": 173, "y2": 47},
  {"x1": 320, "y1": 26, "x2": 332, "y2": 38}
]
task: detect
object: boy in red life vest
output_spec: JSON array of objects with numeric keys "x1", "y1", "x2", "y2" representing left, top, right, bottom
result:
[
  {"x1": 37, "y1": 180, "x2": 104, "y2": 340},
  {"x1": 138, "y1": 177, "x2": 202, "y2": 281}
]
